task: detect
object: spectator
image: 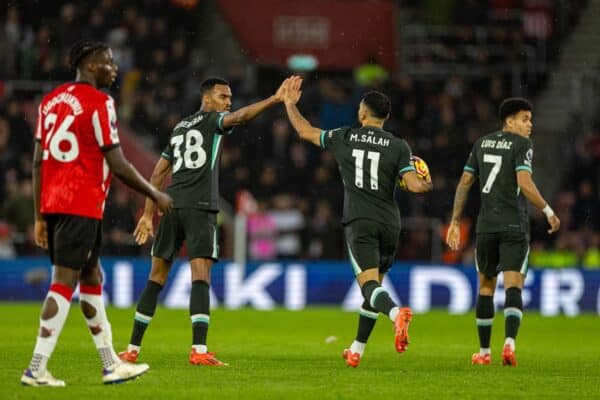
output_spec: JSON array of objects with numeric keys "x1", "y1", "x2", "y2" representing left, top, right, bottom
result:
[{"x1": 0, "y1": 222, "x2": 16, "y2": 259}]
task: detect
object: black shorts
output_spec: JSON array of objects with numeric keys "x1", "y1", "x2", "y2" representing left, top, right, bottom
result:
[
  {"x1": 151, "y1": 209, "x2": 219, "y2": 262},
  {"x1": 475, "y1": 231, "x2": 530, "y2": 277},
  {"x1": 344, "y1": 219, "x2": 400, "y2": 276},
  {"x1": 45, "y1": 214, "x2": 102, "y2": 270}
]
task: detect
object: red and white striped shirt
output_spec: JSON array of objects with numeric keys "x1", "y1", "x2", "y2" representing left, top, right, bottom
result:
[{"x1": 35, "y1": 82, "x2": 120, "y2": 220}]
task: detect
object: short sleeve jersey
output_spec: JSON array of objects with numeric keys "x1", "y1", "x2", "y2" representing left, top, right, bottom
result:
[
  {"x1": 161, "y1": 111, "x2": 232, "y2": 210},
  {"x1": 36, "y1": 82, "x2": 120, "y2": 220},
  {"x1": 464, "y1": 130, "x2": 533, "y2": 234},
  {"x1": 320, "y1": 126, "x2": 414, "y2": 227}
]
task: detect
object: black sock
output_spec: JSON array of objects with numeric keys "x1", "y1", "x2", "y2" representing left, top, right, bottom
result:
[
  {"x1": 130, "y1": 280, "x2": 163, "y2": 346},
  {"x1": 361, "y1": 280, "x2": 397, "y2": 316},
  {"x1": 356, "y1": 300, "x2": 378, "y2": 343},
  {"x1": 475, "y1": 295, "x2": 494, "y2": 349},
  {"x1": 190, "y1": 280, "x2": 210, "y2": 346},
  {"x1": 504, "y1": 287, "x2": 523, "y2": 342}
]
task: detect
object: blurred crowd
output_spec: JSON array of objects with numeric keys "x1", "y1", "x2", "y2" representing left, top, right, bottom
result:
[{"x1": 0, "y1": 0, "x2": 597, "y2": 267}]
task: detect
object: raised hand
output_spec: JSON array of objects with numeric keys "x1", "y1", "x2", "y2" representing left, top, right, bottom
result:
[
  {"x1": 274, "y1": 77, "x2": 291, "y2": 102},
  {"x1": 282, "y1": 75, "x2": 303, "y2": 106}
]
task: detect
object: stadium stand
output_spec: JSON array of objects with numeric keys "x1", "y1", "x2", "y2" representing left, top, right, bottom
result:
[{"x1": 0, "y1": 0, "x2": 597, "y2": 267}]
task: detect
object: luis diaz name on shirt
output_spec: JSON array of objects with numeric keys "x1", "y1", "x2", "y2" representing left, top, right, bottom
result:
[{"x1": 481, "y1": 139, "x2": 513, "y2": 150}]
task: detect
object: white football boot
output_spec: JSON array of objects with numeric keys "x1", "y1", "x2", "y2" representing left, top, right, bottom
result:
[
  {"x1": 21, "y1": 369, "x2": 66, "y2": 387},
  {"x1": 102, "y1": 361, "x2": 149, "y2": 384}
]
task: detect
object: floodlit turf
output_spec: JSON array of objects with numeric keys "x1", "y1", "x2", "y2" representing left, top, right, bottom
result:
[{"x1": 1, "y1": 304, "x2": 598, "y2": 399}]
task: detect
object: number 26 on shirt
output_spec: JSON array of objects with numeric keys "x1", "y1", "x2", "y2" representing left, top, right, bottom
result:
[{"x1": 43, "y1": 113, "x2": 79, "y2": 162}]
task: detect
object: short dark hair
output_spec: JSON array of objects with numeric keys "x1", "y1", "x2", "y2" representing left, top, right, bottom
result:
[
  {"x1": 362, "y1": 91, "x2": 391, "y2": 119},
  {"x1": 200, "y1": 77, "x2": 230, "y2": 95},
  {"x1": 498, "y1": 97, "x2": 532, "y2": 122},
  {"x1": 69, "y1": 40, "x2": 109, "y2": 70}
]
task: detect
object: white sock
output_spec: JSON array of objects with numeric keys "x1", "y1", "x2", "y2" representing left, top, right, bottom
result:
[
  {"x1": 480, "y1": 348, "x2": 491, "y2": 356},
  {"x1": 388, "y1": 307, "x2": 399, "y2": 322},
  {"x1": 30, "y1": 289, "x2": 72, "y2": 374},
  {"x1": 127, "y1": 344, "x2": 141, "y2": 353},
  {"x1": 80, "y1": 291, "x2": 119, "y2": 369},
  {"x1": 504, "y1": 337, "x2": 515, "y2": 351},
  {"x1": 192, "y1": 344, "x2": 208, "y2": 354},
  {"x1": 349, "y1": 341, "x2": 366, "y2": 356}
]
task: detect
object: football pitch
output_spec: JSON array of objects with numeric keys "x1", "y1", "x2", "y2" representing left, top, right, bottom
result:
[{"x1": 1, "y1": 304, "x2": 598, "y2": 399}]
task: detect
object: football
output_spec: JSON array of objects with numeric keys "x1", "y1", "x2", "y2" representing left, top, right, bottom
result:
[{"x1": 398, "y1": 155, "x2": 430, "y2": 191}]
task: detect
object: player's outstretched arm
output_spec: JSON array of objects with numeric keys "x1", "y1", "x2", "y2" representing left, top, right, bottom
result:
[
  {"x1": 402, "y1": 170, "x2": 433, "y2": 193},
  {"x1": 104, "y1": 146, "x2": 173, "y2": 213},
  {"x1": 517, "y1": 170, "x2": 560, "y2": 233},
  {"x1": 221, "y1": 77, "x2": 292, "y2": 129},
  {"x1": 32, "y1": 141, "x2": 47, "y2": 249},
  {"x1": 446, "y1": 171, "x2": 476, "y2": 250},
  {"x1": 282, "y1": 76, "x2": 322, "y2": 147}
]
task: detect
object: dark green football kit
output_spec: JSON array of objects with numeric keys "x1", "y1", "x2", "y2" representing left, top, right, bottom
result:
[
  {"x1": 152, "y1": 111, "x2": 231, "y2": 261},
  {"x1": 464, "y1": 130, "x2": 534, "y2": 276},
  {"x1": 320, "y1": 126, "x2": 414, "y2": 275}
]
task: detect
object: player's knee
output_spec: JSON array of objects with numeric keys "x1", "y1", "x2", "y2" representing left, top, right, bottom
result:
[
  {"x1": 478, "y1": 277, "x2": 496, "y2": 296},
  {"x1": 79, "y1": 266, "x2": 103, "y2": 287},
  {"x1": 53, "y1": 266, "x2": 80, "y2": 288},
  {"x1": 503, "y1": 271, "x2": 523, "y2": 289},
  {"x1": 149, "y1": 269, "x2": 169, "y2": 285},
  {"x1": 479, "y1": 286, "x2": 495, "y2": 296},
  {"x1": 190, "y1": 263, "x2": 212, "y2": 282},
  {"x1": 356, "y1": 268, "x2": 379, "y2": 287}
]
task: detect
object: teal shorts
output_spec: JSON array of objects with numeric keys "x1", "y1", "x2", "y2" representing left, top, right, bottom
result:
[
  {"x1": 344, "y1": 219, "x2": 400, "y2": 276},
  {"x1": 151, "y1": 209, "x2": 219, "y2": 262},
  {"x1": 475, "y1": 231, "x2": 530, "y2": 277}
]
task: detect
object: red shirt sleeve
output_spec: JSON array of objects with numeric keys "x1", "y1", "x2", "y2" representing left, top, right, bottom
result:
[{"x1": 91, "y1": 95, "x2": 120, "y2": 151}]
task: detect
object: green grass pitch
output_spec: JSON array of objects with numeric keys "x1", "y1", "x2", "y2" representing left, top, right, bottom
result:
[{"x1": 1, "y1": 304, "x2": 598, "y2": 399}]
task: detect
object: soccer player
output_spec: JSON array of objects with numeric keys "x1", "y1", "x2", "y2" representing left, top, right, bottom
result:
[
  {"x1": 446, "y1": 98, "x2": 560, "y2": 366},
  {"x1": 280, "y1": 78, "x2": 432, "y2": 368},
  {"x1": 118, "y1": 76, "x2": 292, "y2": 366},
  {"x1": 21, "y1": 41, "x2": 173, "y2": 387}
]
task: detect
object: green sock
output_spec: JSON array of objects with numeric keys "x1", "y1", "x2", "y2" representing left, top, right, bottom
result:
[
  {"x1": 190, "y1": 280, "x2": 210, "y2": 346},
  {"x1": 361, "y1": 280, "x2": 397, "y2": 315},
  {"x1": 504, "y1": 287, "x2": 523, "y2": 343},
  {"x1": 475, "y1": 295, "x2": 494, "y2": 349},
  {"x1": 356, "y1": 300, "x2": 378, "y2": 343},
  {"x1": 130, "y1": 280, "x2": 163, "y2": 346}
]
